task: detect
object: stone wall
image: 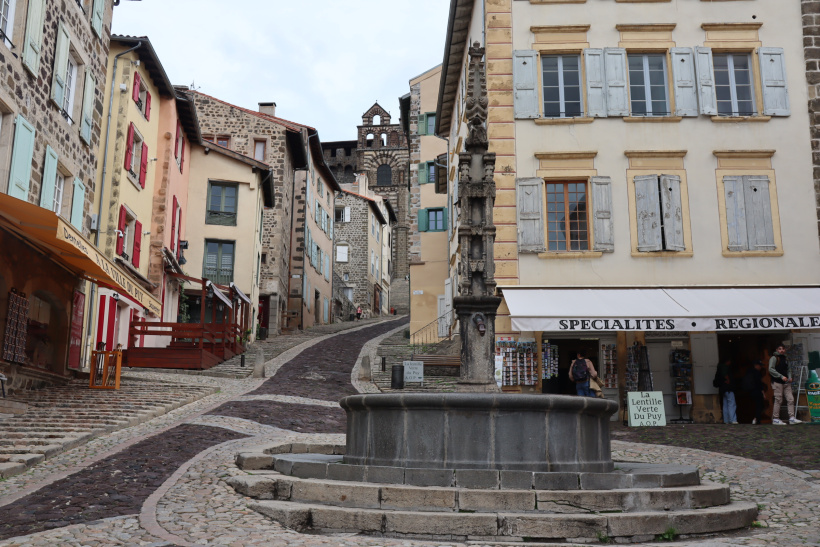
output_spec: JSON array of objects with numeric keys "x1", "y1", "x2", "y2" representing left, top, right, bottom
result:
[
  {"x1": 334, "y1": 193, "x2": 374, "y2": 314},
  {"x1": 408, "y1": 81, "x2": 422, "y2": 264},
  {"x1": 803, "y1": 0, "x2": 820, "y2": 237},
  {"x1": 322, "y1": 140, "x2": 357, "y2": 185}
]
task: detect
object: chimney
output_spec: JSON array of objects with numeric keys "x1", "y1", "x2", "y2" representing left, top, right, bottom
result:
[{"x1": 259, "y1": 102, "x2": 277, "y2": 117}]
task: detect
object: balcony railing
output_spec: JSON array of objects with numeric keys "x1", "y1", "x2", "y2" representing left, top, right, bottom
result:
[
  {"x1": 206, "y1": 210, "x2": 237, "y2": 226},
  {"x1": 203, "y1": 267, "x2": 233, "y2": 286}
]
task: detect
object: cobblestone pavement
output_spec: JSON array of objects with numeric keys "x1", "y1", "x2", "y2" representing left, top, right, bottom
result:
[{"x1": 1, "y1": 313, "x2": 818, "y2": 547}]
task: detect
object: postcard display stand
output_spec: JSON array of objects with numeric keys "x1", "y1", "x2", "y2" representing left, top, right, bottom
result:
[
  {"x1": 498, "y1": 339, "x2": 538, "y2": 388},
  {"x1": 669, "y1": 349, "x2": 694, "y2": 424}
]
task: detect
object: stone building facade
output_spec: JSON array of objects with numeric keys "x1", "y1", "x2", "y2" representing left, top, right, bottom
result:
[
  {"x1": 803, "y1": 0, "x2": 820, "y2": 238},
  {"x1": 322, "y1": 140, "x2": 357, "y2": 185}
]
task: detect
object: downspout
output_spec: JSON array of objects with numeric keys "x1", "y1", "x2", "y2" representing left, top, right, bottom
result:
[{"x1": 82, "y1": 41, "x2": 142, "y2": 369}]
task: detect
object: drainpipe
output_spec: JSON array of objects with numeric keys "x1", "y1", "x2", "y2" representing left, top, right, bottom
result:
[{"x1": 82, "y1": 41, "x2": 142, "y2": 369}]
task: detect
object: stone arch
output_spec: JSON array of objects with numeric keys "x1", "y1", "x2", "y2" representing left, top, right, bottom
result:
[
  {"x1": 366, "y1": 133, "x2": 374, "y2": 148},
  {"x1": 380, "y1": 133, "x2": 387, "y2": 147},
  {"x1": 377, "y1": 164, "x2": 393, "y2": 186},
  {"x1": 372, "y1": 114, "x2": 380, "y2": 125}
]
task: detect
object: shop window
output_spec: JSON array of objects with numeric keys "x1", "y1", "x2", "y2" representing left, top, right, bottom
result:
[
  {"x1": 206, "y1": 182, "x2": 238, "y2": 226},
  {"x1": 545, "y1": 182, "x2": 588, "y2": 251},
  {"x1": 542, "y1": 55, "x2": 583, "y2": 118},
  {"x1": 204, "y1": 240, "x2": 235, "y2": 285},
  {"x1": 634, "y1": 175, "x2": 685, "y2": 252},
  {"x1": 628, "y1": 54, "x2": 669, "y2": 116}
]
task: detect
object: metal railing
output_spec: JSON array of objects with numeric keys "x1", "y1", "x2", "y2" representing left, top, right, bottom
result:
[{"x1": 409, "y1": 309, "x2": 456, "y2": 355}]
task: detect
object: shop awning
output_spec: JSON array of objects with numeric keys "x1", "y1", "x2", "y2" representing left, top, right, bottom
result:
[
  {"x1": 502, "y1": 287, "x2": 820, "y2": 332},
  {"x1": 0, "y1": 195, "x2": 162, "y2": 317},
  {"x1": 230, "y1": 282, "x2": 251, "y2": 305}
]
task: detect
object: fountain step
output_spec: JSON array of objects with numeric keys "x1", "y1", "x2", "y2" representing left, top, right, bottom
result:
[
  {"x1": 228, "y1": 473, "x2": 730, "y2": 513},
  {"x1": 247, "y1": 498, "x2": 757, "y2": 541}
]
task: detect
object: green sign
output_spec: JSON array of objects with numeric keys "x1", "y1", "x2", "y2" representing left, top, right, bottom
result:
[{"x1": 806, "y1": 371, "x2": 820, "y2": 424}]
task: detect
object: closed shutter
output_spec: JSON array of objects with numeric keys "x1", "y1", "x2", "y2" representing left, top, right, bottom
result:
[
  {"x1": 139, "y1": 142, "x2": 148, "y2": 188},
  {"x1": 418, "y1": 113, "x2": 427, "y2": 136},
  {"x1": 176, "y1": 208, "x2": 182, "y2": 257},
  {"x1": 306, "y1": 229, "x2": 312, "y2": 265},
  {"x1": 722, "y1": 175, "x2": 747, "y2": 251},
  {"x1": 634, "y1": 175, "x2": 662, "y2": 252},
  {"x1": 325, "y1": 254, "x2": 330, "y2": 280},
  {"x1": 670, "y1": 48, "x2": 698, "y2": 117},
  {"x1": 442, "y1": 207, "x2": 449, "y2": 232},
  {"x1": 8, "y1": 115, "x2": 36, "y2": 201},
  {"x1": 695, "y1": 47, "x2": 717, "y2": 115},
  {"x1": 584, "y1": 48, "x2": 607, "y2": 118},
  {"x1": 418, "y1": 208, "x2": 429, "y2": 232},
  {"x1": 40, "y1": 146, "x2": 59, "y2": 209},
  {"x1": 180, "y1": 137, "x2": 185, "y2": 172},
  {"x1": 329, "y1": 215, "x2": 333, "y2": 240},
  {"x1": 513, "y1": 50, "x2": 539, "y2": 119},
  {"x1": 80, "y1": 69, "x2": 95, "y2": 144},
  {"x1": 174, "y1": 122, "x2": 180, "y2": 159},
  {"x1": 659, "y1": 175, "x2": 685, "y2": 251},
  {"x1": 171, "y1": 196, "x2": 178, "y2": 252},
  {"x1": 22, "y1": 0, "x2": 45, "y2": 75},
  {"x1": 124, "y1": 123, "x2": 135, "y2": 169},
  {"x1": 337, "y1": 245, "x2": 348, "y2": 262},
  {"x1": 604, "y1": 48, "x2": 629, "y2": 117},
  {"x1": 145, "y1": 91, "x2": 152, "y2": 121},
  {"x1": 116, "y1": 205, "x2": 127, "y2": 255},
  {"x1": 344, "y1": 206, "x2": 351, "y2": 222},
  {"x1": 69, "y1": 178, "x2": 85, "y2": 230},
  {"x1": 758, "y1": 47, "x2": 790, "y2": 116},
  {"x1": 323, "y1": 298, "x2": 329, "y2": 323},
  {"x1": 516, "y1": 177, "x2": 545, "y2": 252},
  {"x1": 91, "y1": 0, "x2": 104, "y2": 37},
  {"x1": 132, "y1": 220, "x2": 142, "y2": 267},
  {"x1": 743, "y1": 175, "x2": 776, "y2": 250},
  {"x1": 132, "y1": 71, "x2": 141, "y2": 103},
  {"x1": 591, "y1": 176, "x2": 614, "y2": 252},
  {"x1": 51, "y1": 23, "x2": 71, "y2": 106},
  {"x1": 418, "y1": 163, "x2": 428, "y2": 184}
]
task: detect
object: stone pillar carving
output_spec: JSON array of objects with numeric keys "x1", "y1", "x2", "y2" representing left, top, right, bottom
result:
[{"x1": 454, "y1": 44, "x2": 503, "y2": 392}]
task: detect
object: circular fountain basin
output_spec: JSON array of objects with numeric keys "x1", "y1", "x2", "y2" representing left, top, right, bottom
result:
[{"x1": 340, "y1": 393, "x2": 618, "y2": 473}]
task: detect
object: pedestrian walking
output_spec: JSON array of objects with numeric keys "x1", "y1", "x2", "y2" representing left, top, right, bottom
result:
[
  {"x1": 769, "y1": 344, "x2": 802, "y2": 425},
  {"x1": 356, "y1": 305, "x2": 362, "y2": 320},
  {"x1": 569, "y1": 351, "x2": 597, "y2": 398},
  {"x1": 716, "y1": 358, "x2": 738, "y2": 424},
  {"x1": 742, "y1": 361, "x2": 767, "y2": 425}
]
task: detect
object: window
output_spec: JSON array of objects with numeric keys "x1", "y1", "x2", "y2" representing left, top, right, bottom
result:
[
  {"x1": 377, "y1": 164, "x2": 392, "y2": 186},
  {"x1": 628, "y1": 54, "x2": 669, "y2": 116},
  {"x1": 254, "y1": 139, "x2": 266, "y2": 161},
  {"x1": 1, "y1": 0, "x2": 16, "y2": 47},
  {"x1": 207, "y1": 182, "x2": 238, "y2": 226},
  {"x1": 132, "y1": 71, "x2": 151, "y2": 120},
  {"x1": 335, "y1": 206, "x2": 350, "y2": 223},
  {"x1": 634, "y1": 175, "x2": 685, "y2": 252},
  {"x1": 53, "y1": 174, "x2": 65, "y2": 215},
  {"x1": 714, "y1": 53, "x2": 755, "y2": 116},
  {"x1": 418, "y1": 207, "x2": 448, "y2": 233},
  {"x1": 116, "y1": 205, "x2": 140, "y2": 266},
  {"x1": 216, "y1": 136, "x2": 230, "y2": 148},
  {"x1": 124, "y1": 123, "x2": 147, "y2": 188},
  {"x1": 541, "y1": 55, "x2": 582, "y2": 118},
  {"x1": 204, "y1": 240, "x2": 235, "y2": 285},
  {"x1": 546, "y1": 182, "x2": 588, "y2": 251},
  {"x1": 371, "y1": 250, "x2": 375, "y2": 275},
  {"x1": 343, "y1": 287, "x2": 353, "y2": 302},
  {"x1": 722, "y1": 175, "x2": 777, "y2": 253},
  {"x1": 418, "y1": 112, "x2": 436, "y2": 135},
  {"x1": 371, "y1": 213, "x2": 375, "y2": 235},
  {"x1": 343, "y1": 273, "x2": 350, "y2": 282},
  {"x1": 419, "y1": 161, "x2": 437, "y2": 184},
  {"x1": 62, "y1": 56, "x2": 78, "y2": 122},
  {"x1": 337, "y1": 244, "x2": 349, "y2": 262}
]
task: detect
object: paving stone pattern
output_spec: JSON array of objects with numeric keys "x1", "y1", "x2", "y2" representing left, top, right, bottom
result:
[{"x1": 208, "y1": 400, "x2": 346, "y2": 434}]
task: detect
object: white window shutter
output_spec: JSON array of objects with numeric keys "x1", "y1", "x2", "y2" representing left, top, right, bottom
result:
[
  {"x1": 92, "y1": 0, "x2": 105, "y2": 37},
  {"x1": 634, "y1": 175, "x2": 662, "y2": 252},
  {"x1": 591, "y1": 176, "x2": 614, "y2": 252},
  {"x1": 670, "y1": 48, "x2": 698, "y2": 117},
  {"x1": 743, "y1": 175, "x2": 777, "y2": 250},
  {"x1": 723, "y1": 175, "x2": 748, "y2": 251},
  {"x1": 584, "y1": 49, "x2": 607, "y2": 118},
  {"x1": 659, "y1": 175, "x2": 685, "y2": 251},
  {"x1": 513, "y1": 50, "x2": 539, "y2": 119},
  {"x1": 80, "y1": 70, "x2": 96, "y2": 144},
  {"x1": 51, "y1": 24, "x2": 71, "y2": 106},
  {"x1": 695, "y1": 47, "x2": 717, "y2": 116},
  {"x1": 22, "y1": 0, "x2": 46, "y2": 75},
  {"x1": 70, "y1": 178, "x2": 85, "y2": 230},
  {"x1": 516, "y1": 178, "x2": 545, "y2": 252},
  {"x1": 604, "y1": 48, "x2": 629, "y2": 117},
  {"x1": 344, "y1": 206, "x2": 351, "y2": 222},
  {"x1": 758, "y1": 47, "x2": 790, "y2": 116},
  {"x1": 40, "y1": 146, "x2": 59, "y2": 209},
  {"x1": 8, "y1": 115, "x2": 36, "y2": 201}
]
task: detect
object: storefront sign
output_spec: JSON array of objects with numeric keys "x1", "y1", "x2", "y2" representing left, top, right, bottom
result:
[
  {"x1": 541, "y1": 317, "x2": 820, "y2": 332},
  {"x1": 403, "y1": 361, "x2": 424, "y2": 384},
  {"x1": 627, "y1": 391, "x2": 667, "y2": 427},
  {"x1": 68, "y1": 290, "x2": 85, "y2": 370},
  {"x1": 56, "y1": 219, "x2": 161, "y2": 317}
]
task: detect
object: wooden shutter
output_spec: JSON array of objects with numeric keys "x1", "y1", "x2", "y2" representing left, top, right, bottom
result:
[
  {"x1": 695, "y1": 47, "x2": 717, "y2": 116},
  {"x1": 344, "y1": 206, "x2": 351, "y2": 222},
  {"x1": 8, "y1": 115, "x2": 36, "y2": 201},
  {"x1": 145, "y1": 91, "x2": 152, "y2": 121},
  {"x1": 51, "y1": 23, "x2": 71, "y2": 106},
  {"x1": 80, "y1": 70, "x2": 95, "y2": 144},
  {"x1": 174, "y1": 122, "x2": 181, "y2": 159},
  {"x1": 69, "y1": 179, "x2": 85, "y2": 230},
  {"x1": 132, "y1": 220, "x2": 142, "y2": 267},
  {"x1": 418, "y1": 113, "x2": 427, "y2": 136},
  {"x1": 176, "y1": 208, "x2": 182, "y2": 257},
  {"x1": 722, "y1": 175, "x2": 748, "y2": 251},
  {"x1": 670, "y1": 48, "x2": 698, "y2": 117},
  {"x1": 22, "y1": 0, "x2": 45, "y2": 74},
  {"x1": 516, "y1": 177, "x2": 545, "y2": 252},
  {"x1": 337, "y1": 245, "x2": 348, "y2": 262},
  {"x1": 132, "y1": 71, "x2": 141, "y2": 103},
  {"x1": 442, "y1": 207, "x2": 449, "y2": 232},
  {"x1": 591, "y1": 176, "x2": 614, "y2": 252},
  {"x1": 634, "y1": 175, "x2": 662, "y2": 251},
  {"x1": 604, "y1": 48, "x2": 629, "y2": 117},
  {"x1": 659, "y1": 175, "x2": 685, "y2": 251},
  {"x1": 418, "y1": 163, "x2": 428, "y2": 184},
  {"x1": 758, "y1": 47, "x2": 790, "y2": 116},
  {"x1": 743, "y1": 175, "x2": 776, "y2": 250},
  {"x1": 418, "y1": 208, "x2": 429, "y2": 232},
  {"x1": 171, "y1": 196, "x2": 178, "y2": 252},
  {"x1": 139, "y1": 142, "x2": 148, "y2": 188},
  {"x1": 584, "y1": 48, "x2": 607, "y2": 118},
  {"x1": 91, "y1": 0, "x2": 104, "y2": 37},
  {"x1": 513, "y1": 50, "x2": 539, "y2": 119},
  {"x1": 124, "y1": 123, "x2": 135, "y2": 169},
  {"x1": 325, "y1": 254, "x2": 330, "y2": 280},
  {"x1": 329, "y1": 215, "x2": 333, "y2": 240},
  {"x1": 40, "y1": 146, "x2": 59, "y2": 209},
  {"x1": 117, "y1": 205, "x2": 127, "y2": 255},
  {"x1": 180, "y1": 137, "x2": 185, "y2": 172}
]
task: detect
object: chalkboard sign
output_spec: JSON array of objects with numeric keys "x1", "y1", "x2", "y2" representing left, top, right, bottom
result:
[
  {"x1": 627, "y1": 391, "x2": 667, "y2": 427},
  {"x1": 403, "y1": 361, "x2": 424, "y2": 384}
]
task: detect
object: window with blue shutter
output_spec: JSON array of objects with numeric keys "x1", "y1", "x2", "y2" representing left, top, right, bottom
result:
[
  {"x1": 69, "y1": 178, "x2": 85, "y2": 230},
  {"x1": 8, "y1": 115, "x2": 36, "y2": 201},
  {"x1": 40, "y1": 146, "x2": 59, "y2": 209},
  {"x1": 22, "y1": 0, "x2": 45, "y2": 75}
]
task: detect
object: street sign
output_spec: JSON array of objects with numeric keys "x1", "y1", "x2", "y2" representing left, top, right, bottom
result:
[
  {"x1": 627, "y1": 391, "x2": 667, "y2": 427},
  {"x1": 403, "y1": 361, "x2": 424, "y2": 384}
]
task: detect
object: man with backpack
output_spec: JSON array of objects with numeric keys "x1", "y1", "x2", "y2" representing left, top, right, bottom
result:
[
  {"x1": 569, "y1": 351, "x2": 598, "y2": 397},
  {"x1": 769, "y1": 345, "x2": 802, "y2": 425},
  {"x1": 714, "y1": 358, "x2": 737, "y2": 424}
]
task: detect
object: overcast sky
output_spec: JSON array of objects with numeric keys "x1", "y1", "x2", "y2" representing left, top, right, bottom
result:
[{"x1": 111, "y1": 0, "x2": 450, "y2": 142}]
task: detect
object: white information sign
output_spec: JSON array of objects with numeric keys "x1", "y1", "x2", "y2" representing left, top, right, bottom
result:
[
  {"x1": 403, "y1": 361, "x2": 424, "y2": 384},
  {"x1": 627, "y1": 391, "x2": 667, "y2": 427}
]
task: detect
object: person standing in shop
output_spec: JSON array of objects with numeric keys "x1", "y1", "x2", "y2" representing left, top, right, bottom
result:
[
  {"x1": 717, "y1": 358, "x2": 738, "y2": 424},
  {"x1": 742, "y1": 360, "x2": 767, "y2": 425},
  {"x1": 769, "y1": 345, "x2": 802, "y2": 425},
  {"x1": 569, "y1": 351, "x2": 597, "y2": 397}
]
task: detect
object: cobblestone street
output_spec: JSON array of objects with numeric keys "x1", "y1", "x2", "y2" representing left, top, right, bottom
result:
[{"x1": 1, "y1": 315, "x2": 818, "y2": 546}]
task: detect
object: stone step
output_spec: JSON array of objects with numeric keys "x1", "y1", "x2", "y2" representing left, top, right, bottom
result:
[
  {"x1": 247, "y1": 499, "x2": 757, "y2": 541},
  {"x1": 229, "y1": 474, "x2": 730, "y2": 513}
]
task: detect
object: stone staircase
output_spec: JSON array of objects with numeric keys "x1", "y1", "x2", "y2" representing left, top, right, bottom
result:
[
  {"x1": 0, "y1": 379, "x2": 216, "y2": 479},
  {"x1": 372, "y1": 330, "x2": 460, "y2": 393}
]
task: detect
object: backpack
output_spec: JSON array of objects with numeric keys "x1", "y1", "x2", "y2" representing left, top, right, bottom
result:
[{"x1": 571, "y1": 359, "x2": 589, "y2": 382}]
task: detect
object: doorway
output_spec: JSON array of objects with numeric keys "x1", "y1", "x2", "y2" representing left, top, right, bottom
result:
[
  {"x1": 314, "y1": 290, "x2": 321, "y2": 324},
  {"x1": 541, "y1": 338, "x2": 600, "y2": 396}
]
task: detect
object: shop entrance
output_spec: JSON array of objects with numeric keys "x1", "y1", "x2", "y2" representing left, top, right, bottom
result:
[{"x1": 541, "y1": 338, "x2": 600, "y2": 396}]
